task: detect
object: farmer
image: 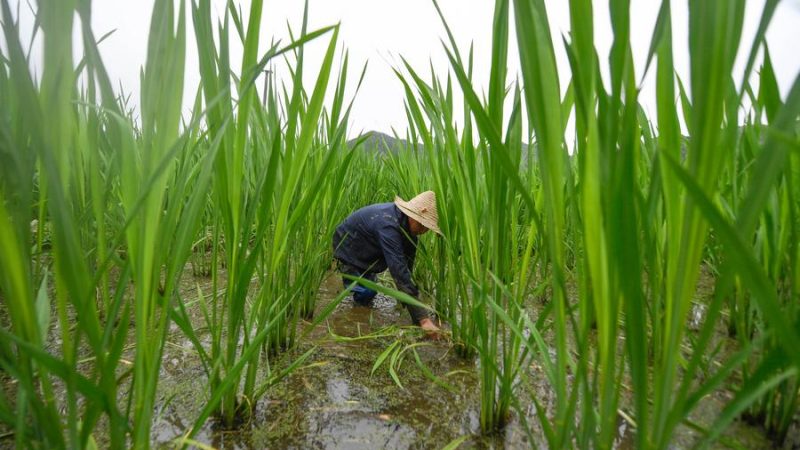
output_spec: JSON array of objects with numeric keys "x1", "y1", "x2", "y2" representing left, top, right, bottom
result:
[{"x1": 332, "y1": 191, "x2": 442, "y2": 333}]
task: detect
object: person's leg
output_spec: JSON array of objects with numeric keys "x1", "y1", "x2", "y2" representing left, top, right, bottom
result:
[
  {"x1": 350, "y1": 277, "x2": 377, "y2": 306},
  {"x1": 336, "y1": 260, "x2": 377, "y2": 306}
]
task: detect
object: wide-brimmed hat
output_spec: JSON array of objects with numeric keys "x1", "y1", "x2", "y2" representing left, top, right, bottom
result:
[{"x1": 394, "y1": 191, "x2": 442, "y2": 236}]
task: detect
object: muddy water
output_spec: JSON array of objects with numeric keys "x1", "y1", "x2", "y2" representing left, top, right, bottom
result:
[
  {"x1": 147, "y1": 270, "x2": 780, "y2": 449},
  {"x1": 146, "y1": 270, "x2": 783, "y2": 449},
  {"x1": 151, "y1": 272, "x2": 532, "y2": 449},
  {"x1": 0, "y1": 264, "x2": 781, "y2": 449}
]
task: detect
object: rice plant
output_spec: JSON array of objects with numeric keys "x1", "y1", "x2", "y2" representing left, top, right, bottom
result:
[
  {"x1": 0, "y1": 0, "x2": 216, "y2": 446},
  {"x1": 0, "y1": 0, "x2": 363, "y2": 446},
  {"x1": 169, "y1": 0, "x2": 369, "y2": 430},
  {"x1": 1, "y1": 0, "x2": 798, "y2": 447},
  {"x1": 389, "y1": 0, "x2": 799, "y2": 447}
]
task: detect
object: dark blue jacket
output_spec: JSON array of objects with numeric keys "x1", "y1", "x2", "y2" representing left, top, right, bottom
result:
[{"x1": 332, "y1": 203, "x2": 419, "y2": 297}]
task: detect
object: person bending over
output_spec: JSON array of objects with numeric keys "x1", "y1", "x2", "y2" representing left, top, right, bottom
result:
[{"x1": 332, "y1": 191, "x2": 441, "y2": 333}]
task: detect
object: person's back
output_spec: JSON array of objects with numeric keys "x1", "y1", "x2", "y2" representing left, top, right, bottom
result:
[{"x1": 333, "y1": 202, "x2": 417, "y2": 280}]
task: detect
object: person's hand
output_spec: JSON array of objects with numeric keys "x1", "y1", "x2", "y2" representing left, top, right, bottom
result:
[{"x1": 419, "y1": 317, "x2": 443, "y2": 340}]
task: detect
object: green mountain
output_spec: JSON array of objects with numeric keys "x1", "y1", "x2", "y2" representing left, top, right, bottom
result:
[
  {"x1": 347, "y1": 131, "x2": 413, "y2": 155},
  {"x1": 348, "y1": 130, "x2": 537, "y2": 159}
]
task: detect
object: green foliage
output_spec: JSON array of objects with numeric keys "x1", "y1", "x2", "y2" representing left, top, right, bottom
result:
[
  {"x1": 388, "y1": 0, "x2": 799, "y2": 448},
  {"x1": 0, "y1": 0, "x2": 366, "y2": 447},
  {"x1": 0, "y1": 0, "x2": 798, "y2": 448}
]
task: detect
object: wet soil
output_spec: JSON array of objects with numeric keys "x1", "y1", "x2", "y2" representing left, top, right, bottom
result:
[
  {"x1": 146, "y1": 271, "x2": 779, "y2": 450},
  {"x1": 0, "y1": 267, "x2": 785, "y2": 449},
  {"x1": 150, "y1": 273, "x2": 532, "y2": 449}
]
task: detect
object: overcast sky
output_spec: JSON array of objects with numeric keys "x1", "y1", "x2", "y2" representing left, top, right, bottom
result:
[{"x1": 8, "y1": 0, "x2": 800, "y2": 138}]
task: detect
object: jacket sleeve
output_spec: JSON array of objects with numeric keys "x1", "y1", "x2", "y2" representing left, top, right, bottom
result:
[
  {"x1": 377, "y1": 225, "x2": 430, "y2": 324},
  {"x1": 405, "y1": 239, "x2": 416, "y2": 274},
  {"x1": 377, "y1": 224, "x2": 419, "y2": 297}
]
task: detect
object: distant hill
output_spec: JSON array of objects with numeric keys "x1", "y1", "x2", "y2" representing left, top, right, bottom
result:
[
  {"x1": 347, "y1": 131, "x2": 412, "y2": 155},
  {"x1": 347, "y1": 130, "x2": 535, "y2": 160}
]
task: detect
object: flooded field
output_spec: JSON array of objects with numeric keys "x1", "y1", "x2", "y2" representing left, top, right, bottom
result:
[
  {"x1": 0, "y1": 266, "x2": 789, "y2": 449},
  {"x1": 131, "y1": 272, "x2": 778, "y2": 450},
  {"x1": 145, "y1": 273, "x2": 520, "y2": 449}
]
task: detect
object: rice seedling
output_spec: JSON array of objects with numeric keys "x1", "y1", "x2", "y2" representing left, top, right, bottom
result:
[
  {"x1": 387, "y1": 1, "x2": 549, "y2": 433},
  {"x1": 717, "y1": 44, "x2": 800, "y2": 444},
  {"x1": 170, "y1": 0, "x2": 372, "y2": 429},
  {"x1": 387, "y1": 0, "x2": 799, "y2": 447},
  {"x1": 0, "y1": 0, "x2": 217, "y2": 446},
  {"x1": 0, "y1": 0, "x2": 365, "y2": 445}
]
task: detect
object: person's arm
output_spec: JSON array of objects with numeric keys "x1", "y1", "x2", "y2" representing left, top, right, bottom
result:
[
  {"x1": 405, "y1": 237, "x2": 416, "y2": 274},
  {"x1": 376, "y1": 224, "x2": 429, "y2": 325}
]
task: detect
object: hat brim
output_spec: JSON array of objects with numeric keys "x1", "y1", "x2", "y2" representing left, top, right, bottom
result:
[{"x1": 394, "y1": 197, "x2": 442, "y2": 236}]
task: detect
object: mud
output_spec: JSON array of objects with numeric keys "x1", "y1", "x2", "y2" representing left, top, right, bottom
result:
[
  {"x1": 0, "y1": 268, "x2": 783, "y2": 449},
  {"x1": 150, "y1": 273, "x2": 533, "y2": 449},
  {"x1": 146, "y1": 271, "x2": 778, "y2": 449}
]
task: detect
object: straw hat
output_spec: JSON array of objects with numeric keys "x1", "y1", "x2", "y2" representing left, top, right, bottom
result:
[{"x1": 394, "y1": 191, "x2": 442, "y2": 235}]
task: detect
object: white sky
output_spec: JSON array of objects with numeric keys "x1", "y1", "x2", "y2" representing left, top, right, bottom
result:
[{"x1": 7, "y1": 0, "x2": 800, "y2": 139}]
